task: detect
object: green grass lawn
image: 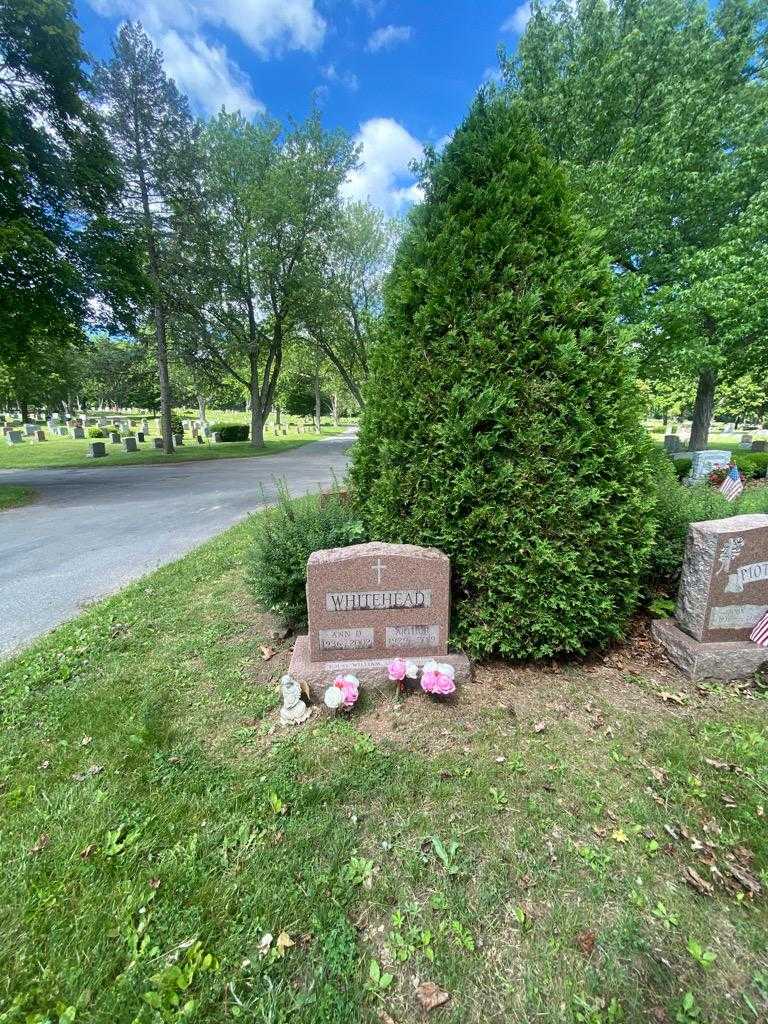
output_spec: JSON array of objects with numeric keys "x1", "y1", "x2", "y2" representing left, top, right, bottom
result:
[
  {"x1": 0, "y1": 428, "x2": 342, "y2": 471},
  {"x1": 0, "y1": 484, "x2": 35, "y2": 510},
  {"x1": 1, "y1": 519, "x2": 766, "y2": 1023}
]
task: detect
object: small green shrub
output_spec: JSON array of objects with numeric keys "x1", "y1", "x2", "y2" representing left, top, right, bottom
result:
[
  {"x1": 169, "y1": 414, "x2": 184, "y2": 437},
  {"x1": 247, "y1": 486, "x2": 366, "y2": 629},
  {"x1": 672, "y1": 457, "x2": 692, "y2": 480},
  {"x1": 645, "y1": 451, "x2": 768, "y2": 589},
  {"x1": 211, "y1": 423, "x2": 249, "y2": 442},
  {"x1": 87, "y1": 426, "x2": 104, "y2": 438},
  {"x1": 733, "y1": 452, "x2": 768, "y2": 478}
]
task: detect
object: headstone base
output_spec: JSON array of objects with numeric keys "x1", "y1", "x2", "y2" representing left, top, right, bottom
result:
[
  {"x1": 652, "y1": 618, "x2": 768, "y2": 680},
  {"x1": 287, "y1": 634, "x2": 471, "y2": 699}
]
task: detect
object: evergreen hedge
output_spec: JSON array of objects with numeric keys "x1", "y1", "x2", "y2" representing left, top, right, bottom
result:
[{"x1": 351, "y1": 96, "x2": 655, "y2": 660}]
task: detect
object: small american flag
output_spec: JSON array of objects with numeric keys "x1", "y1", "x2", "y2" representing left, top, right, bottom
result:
[
  {"x1": 750, "y1": 610, "x2": 768, "y2": 647},
  {"x1": 719, "y1": 465, "x2": 744, "y2": 502}
]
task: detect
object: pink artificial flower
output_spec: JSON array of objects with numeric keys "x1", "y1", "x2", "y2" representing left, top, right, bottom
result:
[
  {"x1": 420, "y1": 660, "x2": 456, "y2": 697},
  {"x1": 388, "y1": 658, "x2": 407, "y2": 682},
  {"x1": 334, "y1": 673, "x2": 360, "y2": 708}
]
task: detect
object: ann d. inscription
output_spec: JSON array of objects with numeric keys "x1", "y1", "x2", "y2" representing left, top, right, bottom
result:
[
  {"x1": 307, "y1": 541, "x2": 450, "y2": 662},
  {"x1": 326, "y1": 589, "x2": 431, "y2": 612}
]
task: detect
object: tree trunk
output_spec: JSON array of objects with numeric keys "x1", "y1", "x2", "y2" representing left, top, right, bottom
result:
[
  {"x1": 249, "y1": 354, "x2": 265, "y2": 448},
  {"x1": 314, "y1": 359, "x2": 322, "y2": 434},
  {"x1": 662, "y1": 408, "x2": 668, "y2": 428},
  {"x1": 154, "y1": 301, "x2": 174, "y2": 453},
  {"x1": 689, "y1": 367, "x2": 717, "y2": 452},
  {"x1": 332, "y1": 393, "x2": 339, "y2": 427},
  {"x1": 17, "y1": 397, "x2": 29, "y2": 423},
  {"x1": 197, "y1": 394, "x2": 207, "y2": 423},
  {"x1": 275, "y1": 403, "x2": 281, "y2": 427}
]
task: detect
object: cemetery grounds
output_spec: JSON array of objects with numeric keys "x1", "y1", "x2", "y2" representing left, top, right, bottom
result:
[
  {"x1": 1, "y1": 514, "x2": 766, "y2": 1024},
  {"x1": 0, "y1": 410, "x2": 349, "y2": 471}
]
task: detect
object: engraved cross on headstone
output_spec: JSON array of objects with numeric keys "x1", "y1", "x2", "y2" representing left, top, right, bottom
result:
[{"x1": 372, "y1": 558, "x2": 387, "y2": 584}]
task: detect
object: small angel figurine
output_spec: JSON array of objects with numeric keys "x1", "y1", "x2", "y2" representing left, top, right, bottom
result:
[{"x1": 279, "y1": 674, "x2": 310, "y2": 726}]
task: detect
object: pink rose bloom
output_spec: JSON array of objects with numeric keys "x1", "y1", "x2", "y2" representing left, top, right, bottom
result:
[
  {"x1": 388, "y1": 658, "x2": 407, "y2": 682},
  {"x1": 420, "y1": 660, "x2": 456, "y2": 696},
  {"x1": 334, "y1": 673, "x2": 360, "y2": 708}
]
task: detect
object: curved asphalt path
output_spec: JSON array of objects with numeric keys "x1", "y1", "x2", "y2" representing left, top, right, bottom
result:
[{"x1": 0, "y1": 430, "x2": 354, "y2": 659}]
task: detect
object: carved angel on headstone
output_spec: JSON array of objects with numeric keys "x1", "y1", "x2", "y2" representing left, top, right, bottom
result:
[{"x1": 717, "y1": 537, "x2": 745, "y2": 576}]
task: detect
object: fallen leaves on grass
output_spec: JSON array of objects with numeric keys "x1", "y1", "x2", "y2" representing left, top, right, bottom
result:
[
  {"x1": 682, "y1": 866, "x2": 714, "y2": 897},
  {"x1": 727, "y1": 863, "x2": 762, "y2": 897},
  {"x1": 532, "y1": 721, "x2": 547, "y2": 734},
  {"x1": 611, "y1": 829, "x2": 629, "y2": 844},
  {"x1": 416, "y1": 981, "x2": 450, "y2": 1012},
  {"x1": 71, "y1": 765, "x2": 104, "y2": 782},
  {"x1": 81, "y1": 735, "x2": 92, "y2": 747},
  {"x1": 29, "y1": 833, "x2": 50, "y2": 855},
  {"x1": 275, "y1": 931, "x2": 294, "y2": 957},
  {"x1": 79, "y1": 843, "x2": 96, "y2": 859},
  {"x1": 260, "y1": 645, "x2": 276, "y2": 661},
  {"x1": 258, "y1": 933, "x2": 273, "y2": 958},
  {"x1": 657, "y1": 691, "x2": 688, "y2": 706},
  {"x1": 576, "y1": 930, "x2": 597, "y2": 956},
  {"x1": 37, "y1": 760, "x2": 50, "y2": 770}
]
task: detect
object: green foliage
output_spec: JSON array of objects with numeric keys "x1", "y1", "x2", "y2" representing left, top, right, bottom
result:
[
  {"x1": 352, "y1": 96, "x2": 654, "y2": 660},
  {"x1": 169, "y1": 414, "x2": 183, "y2": 437},
  {"x1": 210, "y1": 422, "x2": 249, "y2": 442},
  {"x1": 645, "y1": 452, "x2": 768, "y2": 588},
  {"x1": 247, "y1": 486, "x2": 365, "y2": 629},
  {"x1": 87, "y1": 426, "x2": 104, "y2": 438},
  {"x1": 672, "y1": 457, "x2": 693, "y2": 480},
  {"x1": 732, "y1": 452, "x2": 768, "y2": 479}
]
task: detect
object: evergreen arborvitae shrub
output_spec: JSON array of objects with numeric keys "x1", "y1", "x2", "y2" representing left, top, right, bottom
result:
[{"x1": 351, "y1": 96, "x2": 655, "y2": 660}]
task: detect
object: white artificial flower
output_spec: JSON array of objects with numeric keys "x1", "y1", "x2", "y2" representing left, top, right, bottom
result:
[
  {"x1": 324, "y1": 685, "x2": 344, "y2": 710},
  {"x1": 436, "y1": 662, "x2": 455, "y2": 680},
  {"x1": 422, "y1": 660, "x2": 439, "y2": 675},
  {"x1": 404, "y1": 659, "x2": 419, "y2": 679}
]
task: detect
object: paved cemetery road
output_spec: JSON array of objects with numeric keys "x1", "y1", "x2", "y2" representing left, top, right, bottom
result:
[{"x1": 0, "y1": 431, "x2": 354, "y2": 659}]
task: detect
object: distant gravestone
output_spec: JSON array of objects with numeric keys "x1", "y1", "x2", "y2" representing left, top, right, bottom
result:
[
  {"x1": 664, "y1": 434, "x2": 682, "y2": 453},
  {"x1": 122, "y1": 437, "x2": 137, "y2": 453},
  {"x1": 741, "y1": 434, "x2": 753, "y2": 448},
  {"x1": 24, "y1": 423, "x2": 37, "y2": 436},
  {"x1": 688, "y1": 450, "x2": 731, "y2": 481},
  {"x1": 212, "y1": 431, "x2": 222, "y2": 443},
  {"x1": 153, "y1": 437, "x2": 164, "y2": 449},
  {"x1": 288, "y1": 541, "x2": 470, "y2": 696},
  {"x1": 202, "y1": 426, "x2": 211, "y2": 437},
  {"x1": 72, "y1": 426, "x2": 85, "y2": 439},
  {"x1": 751, "y1": 440, "x2": 767, "y2": 453},
  {"x1": 196, "y1": 434, "x2": 204, "y2": 444},
  {"x1": 98, "y1": 417, "x2": 108, "y2": 427},
  {"x1": 33, "y1": 429, "x2": 46, "y2": 442},
  {"x1": 58, "y1": 427, "x2": 69, "y2": 437},
  {"x1": 653, "y1": 514, "x2": 768, "y2": 678},
  {"x1": 136, "y1": 431, "x2": 145, "y2": 442},
  {"x1": 109, "y1": 431, "x2": 120, "y2": 444},
  {"x1": 174, "y1": 433, "x2": 184, "y2": 446},
  {"x1": 140, "y1": 420, "x2": 149, "y2": 434},
  {"x1": 6, "y1": 430, "x2": 22, "y2": 445},
  {"x1": 88, "y1": 441, "x2": 106, "y2": 458}
]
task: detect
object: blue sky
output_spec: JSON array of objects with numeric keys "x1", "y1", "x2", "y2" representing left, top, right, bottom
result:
[{"x1": 75, "y1": 0, "x2": 530, "y2": 214}]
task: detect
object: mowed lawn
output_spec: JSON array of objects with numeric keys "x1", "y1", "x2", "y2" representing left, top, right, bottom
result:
[
  {"x1": 0, "y1": 427, "x2": 342, "y2": 471},
  {"x1": 1, "y1": 520, "x2": 766, "y2": 1023},
  {"x1": 0, "y1": 484, "x2": 35, "y2": 511}
]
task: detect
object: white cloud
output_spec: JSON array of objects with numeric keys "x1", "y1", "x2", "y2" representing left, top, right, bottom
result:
[
  {"x1": 482, "y1": 65, "x2": 503, "y2": 85},
  {"x1": 321, "y1": 63, "x2": 359, "y2": 91},
  {"x1": 90, "y1": 0, "x2": 326, "y2": 56},
  {"x1": 365, "y1": 24, "x2": 413, "y2": 52},
  {"x1": 342, "y1": 117, "x2": 424, "y2": 215},
  {"x1": 501, "y1": 3, "x2": 531, "y2": 33},
  {"x1": 159, "y1": 31, "x2": 264, "y2": 116}
]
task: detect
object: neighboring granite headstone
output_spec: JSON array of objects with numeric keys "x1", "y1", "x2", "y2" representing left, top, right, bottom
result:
[
  {"x1": 88, "y1": 441, "x2": 106, "y2": 458},
  {"x1": 689, "y1": 450, "x2": 731, "y2": 481},
  {"x1": 741, "y1": 434, "x2": 753, "y2": 446},
  {"x1": 153, "y1": 437, "x2": 164, "y2": 449},
  {"x1": 109, "y1": 431, "x2": 120, "y2": 444},
  {"x1": 174, "y1": 433, "x2": 184, "y2": 446},
  {"x1": 664, "y1": 434, "x2": 682, "y2": 453},
  {"x1": 212, "y1": 431, "x2": 222, "y2": 443},
  {"x1": 140, "y1": 420, "x2": 149, "y2": 434},
  {"x1": 288, "y1": 541, "x2": 470, "y2": 696},
  {"x1": 653, "y1": 514, "x2": 768, "y2": 679},
  {"x1": 751, "y1": 440, "x2": 767, "y2": 453},
  {"x1": 24, "y1": 423, "x2": 37, "y2": 436},
  {"x1": 33, "y1": 429, "x2": 46, "y2": 442},
  {"x1": 123, "y1": 436, "x2": 137, "y2": 453},
  {"x1": 73, "y1": 426, "x2": 85, "y2": 439},
  {"x1": 6, "y1": 430, "x2": 22, "y2": 445}
]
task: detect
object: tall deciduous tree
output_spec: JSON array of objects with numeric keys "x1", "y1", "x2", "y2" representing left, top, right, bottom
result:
[
  {"x1": 505, "y1": 0, "x2": 768, "y2": 449},
  {"x1": 301, "y1": 202, "x2": 396, "y2": 407},
  {"x1": 96, "y1": 23, "x2": 198, "y2": 453},
  {"x1": 171, "y1": 110, "x2": 357, "y2": 447},
  {"x1": 0, "y1": 0, "x2": 142, "y2": 391}
]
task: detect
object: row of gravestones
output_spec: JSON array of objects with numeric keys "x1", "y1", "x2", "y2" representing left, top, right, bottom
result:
[
  {"x1": 88, "y1": 430, "x2": 224, "y2": 457},
  {"x1": 282, "y1": 518, "x2": 768, "y2": 711}
]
